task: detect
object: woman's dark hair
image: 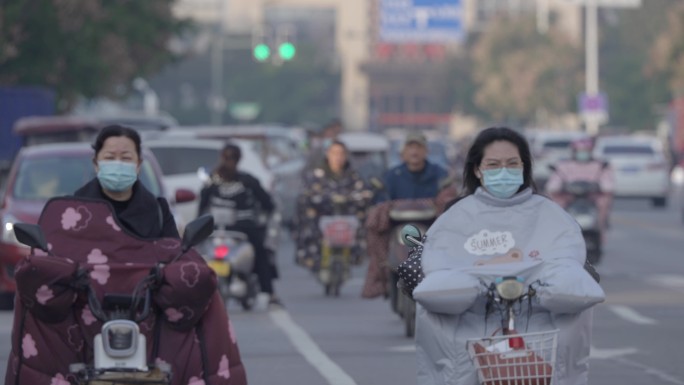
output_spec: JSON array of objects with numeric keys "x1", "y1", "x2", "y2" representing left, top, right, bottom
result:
[
  {"x1": 92, "y1": 124, "x2": 142, "y2": 158},
  {"x1": 222, "y1": 142, "x2": 242, "y2": 162},
  {"x1": 461, "y1": 126, "x2": 537, "y2": 196}
]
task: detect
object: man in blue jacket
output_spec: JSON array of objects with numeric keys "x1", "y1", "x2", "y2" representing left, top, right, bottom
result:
[{"x1": 381, "y1": 132, "x2": 449, "y2": 201}]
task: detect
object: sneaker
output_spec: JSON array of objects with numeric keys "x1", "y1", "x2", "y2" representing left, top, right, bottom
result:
[{"x1": 268, "y1": 295, "x2": 284, "y2": 308}]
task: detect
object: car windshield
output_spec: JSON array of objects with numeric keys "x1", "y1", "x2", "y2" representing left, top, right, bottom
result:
[
  {"x1": 601, "y1": 145, "x2": 654, "y2": 156},
  {"x1": 13, "y1": 154, "x2": 161, "y2": 200},
  {"x1": 349, "y1": 151, "x2": 387, "y2": 182},
  {"x1": 149, "y1": 147, "x2": 220, "y2": 175},
  {"x1": 542, "y1": 140, "x2": 573, "y2": 149}
]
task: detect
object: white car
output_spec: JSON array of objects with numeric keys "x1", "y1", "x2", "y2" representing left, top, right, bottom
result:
[
  {"x1": 145, "y1": 138, "x2": 274, "y2": 225},
  {"x1": 593, "y1": 135, "x2": 671, "y2": 207},
  {"x1": 526, "y1": 130, "x2": 590, "y2": 187}
]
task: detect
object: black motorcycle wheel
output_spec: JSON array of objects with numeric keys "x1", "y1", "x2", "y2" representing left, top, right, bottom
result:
[
  {"x1": 405, "y1": 299, "x2": 416, "y2": 338},
  {"x1": 584, "y1": 232, "x2": 602, "y2": 264},
  {"x1": 389, "y1": 271, "x2": 399, "y2": 315},
  {"x1": 241, "y1": 275, "x2": 260, "y2": 311}
]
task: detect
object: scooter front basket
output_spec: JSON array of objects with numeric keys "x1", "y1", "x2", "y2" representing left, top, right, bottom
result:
[{"x1": 466, "y1": 329, "x2": 559, "y2": 385}]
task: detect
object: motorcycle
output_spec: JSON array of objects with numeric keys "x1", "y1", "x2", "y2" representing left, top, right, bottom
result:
[
  {"x1": 317, "y1": 194, "x2": 362, "y2": 296},
  {"x1": 548, "y1": 164, "x2": 604, "y2": 264},
  {"x1": 203, "y1": 206, "x2": 260, "y2": 310},
  {"x1": 12, "y1": 214, "x2": 215, "y2": 385},
  {"x1": 388, "y1": 200, "x2": 437, "y2": 338}
]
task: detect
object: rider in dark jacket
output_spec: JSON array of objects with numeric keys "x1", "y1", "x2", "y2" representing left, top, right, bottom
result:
[
  {"x1": 197, "y1": 142, "x2": 280, "y2": 305},
  {"x1": 380, "y1": 132, "x2": 449, "y2": 201}
]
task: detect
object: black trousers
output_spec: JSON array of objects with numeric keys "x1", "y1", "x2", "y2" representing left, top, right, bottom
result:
[{"x1": 232, "y1": 225, "x2": 275, "y2": 295}]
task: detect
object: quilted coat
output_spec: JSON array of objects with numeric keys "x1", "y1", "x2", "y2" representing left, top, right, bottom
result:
[{"x1": 4, "y1": 197, "x2": 247, "y2": 385}]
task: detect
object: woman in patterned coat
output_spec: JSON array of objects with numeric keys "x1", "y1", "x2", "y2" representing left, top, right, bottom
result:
[{"x1": 295, "y1": 140, "x2": 372, "y2": 271}]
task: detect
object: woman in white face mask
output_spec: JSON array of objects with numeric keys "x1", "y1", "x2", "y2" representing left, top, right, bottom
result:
[
  {"x1": 409, "y1": 127, "x2": 604, "y2": 385},
  {"x1": 74, "y1": 124, "x2": 180, "y2": 239}
]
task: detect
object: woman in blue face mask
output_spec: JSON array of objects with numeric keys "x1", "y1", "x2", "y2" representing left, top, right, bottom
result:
[
  {"x1": 74, "y1": 124, "x2": 180, "y2": 239},
  {"x1": 408, "y1": 127, "x2": 604, "y2": 385}
]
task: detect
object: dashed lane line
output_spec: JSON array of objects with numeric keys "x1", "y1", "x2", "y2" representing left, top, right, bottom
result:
[
  {"x1": 607, "y1": 305, "x2": 658, "y2": 325},
  {"x1": 269, "y1": 308, "x2": 357, "y2": 385}
]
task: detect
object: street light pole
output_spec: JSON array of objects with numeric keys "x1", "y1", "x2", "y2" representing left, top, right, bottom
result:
[
  {"x1": 210, "y1": 0, "x2": 226, "y2": 125},
  {"x1": 585, "y1": 0, "x2": 600, "y2": 134},
  {"x1": 537, "y1": 0, "x2": 549, "y2": 34}
]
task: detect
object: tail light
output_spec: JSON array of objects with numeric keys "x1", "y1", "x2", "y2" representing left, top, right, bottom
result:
[
  {"x1": 646, "y1": 162, "x2": 665, "y2": 171},
  {"x1": 214, "y1": 245, "x2": 229, "y2": 260}
]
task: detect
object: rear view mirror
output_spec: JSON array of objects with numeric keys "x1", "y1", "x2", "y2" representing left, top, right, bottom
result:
[
  {"x1": 13, "y1": 223, "x2": 49, "y2": 252},
  {"x1": 181, "y1": 214, "x2": 214, "y2": 252},
  {"x1": 400, "y1": 225, "x2": 423, "y2": 247}
]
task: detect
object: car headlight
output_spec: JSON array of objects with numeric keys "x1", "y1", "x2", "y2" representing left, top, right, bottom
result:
[{"x1": 1, "y1": 214, "x2": 21, "y2": 246}]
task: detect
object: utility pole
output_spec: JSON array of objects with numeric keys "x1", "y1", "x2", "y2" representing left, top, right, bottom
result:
[
  {"x1": 584, "y1": 0, "x2": 600, "y2": 135},
  {"x1": 210, "y1": 0, "x2": 226, "y2": 125},
  {"x1": 537, "y1": 0, "x2": 550, "y2": 34}
]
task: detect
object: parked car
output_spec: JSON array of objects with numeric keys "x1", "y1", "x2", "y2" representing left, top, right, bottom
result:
[
  {"x1": 13, "y1": 115, "x2": 102, "y2": 146},
  {"x1": 145, "y1": 138, "x2": 274, "y2": 226},
  {"x1": 526, "y1": 130, "x2": 590, "y2": 188},
  {"x1": 0, "y1": 142, "x2": 194, "y2": 309},
  {"x1": 593, "y1": 135, "x2": 671, "y2": 207}
]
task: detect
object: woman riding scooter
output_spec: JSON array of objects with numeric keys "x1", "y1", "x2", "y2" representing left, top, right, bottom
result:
[{"x1": 5, "y1": 125, "x2": 247, "y2": 385}]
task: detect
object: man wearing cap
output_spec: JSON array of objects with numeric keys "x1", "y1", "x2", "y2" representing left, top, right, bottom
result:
[{"x1": 380, "y1": 132, "x2": 449, "y2": 201}]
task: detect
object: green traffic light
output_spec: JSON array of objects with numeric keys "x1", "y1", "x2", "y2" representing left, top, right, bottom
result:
[
  {"x1": 253, "y1": 44, "x2": 270, "y2": 62},
  {"x1": 279, "y1": 42, "x2": 296, "y2": 61}
]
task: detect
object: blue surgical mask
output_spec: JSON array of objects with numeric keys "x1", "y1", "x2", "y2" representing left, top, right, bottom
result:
[
  {"x1": 97, "y1": 160, "x2": 138, "y2": 192},
  {"x1": 481, "y1": 167, "x2": 524, "y2": 199}
]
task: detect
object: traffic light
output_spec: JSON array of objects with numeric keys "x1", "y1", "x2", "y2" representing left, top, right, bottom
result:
[
  {"x1": 278, "y1": 42, "x2": 296, "y2": 61},
  {"x1": 252, "y1": 27, "x2": 271, "y2": 63},
  {"x1": 276, "y1": 25, "x2": 296, "y2": 62},
  {"x1": 253, "y1": 43, "x2": 270, "y2": 62}
]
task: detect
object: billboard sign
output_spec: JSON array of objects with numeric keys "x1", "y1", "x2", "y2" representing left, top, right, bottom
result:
[{"x1": 379, "y1": 0, "x2": 464, "y2": 43}]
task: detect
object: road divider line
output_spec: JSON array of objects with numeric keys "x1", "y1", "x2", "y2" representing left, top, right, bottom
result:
[
  {"x1": 269, "y1": 308, "x2": 357, "y2": 385},
  {"x1": 608, "y1": 305, "x2": 658, "y2": 325}
]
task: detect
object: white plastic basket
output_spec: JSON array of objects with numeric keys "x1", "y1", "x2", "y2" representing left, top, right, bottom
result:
[
  {"x1": 318, "y1": 215, "x2": 359, "y2": 247},
  {"x1": 466, "y1": 329, "x2": 559, "y2": 385}
]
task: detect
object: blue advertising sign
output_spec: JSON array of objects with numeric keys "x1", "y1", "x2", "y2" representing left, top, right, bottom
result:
[{"x1": 379, "y1": 0, "x2": 464, "y2": 43}]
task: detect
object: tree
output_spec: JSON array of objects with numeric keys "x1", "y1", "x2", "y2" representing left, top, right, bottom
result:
[
  {"x1": 601, "y1": 0, "x2": 671, "y2": 130},
  {"x1": 647, "y1": 1, "x2": 684, "y2": 97},
  {"x1": 468, "y1": 17, "x2": 583, "y2": 125},
  {"x1": 0, "y1": 0, "x2": 189, "y2": 111}
]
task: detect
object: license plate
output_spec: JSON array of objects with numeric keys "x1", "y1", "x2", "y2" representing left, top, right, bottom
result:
[
  {"x1": 621, "y1": 166, "x2": 640, "y2": 173},
  {"x1": 208, "y1": 260, "x2": 231, "y2": 277}
]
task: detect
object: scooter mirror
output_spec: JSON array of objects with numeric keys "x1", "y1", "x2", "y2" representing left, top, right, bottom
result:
[
  {"x1": 181, "y1": 214, "x2": 215, "y2": 252},
  {"x1": 400, "y1": 224, "x2": 423, "y2": 247},
  {"x1": 13, "y1": 223, "x2": 49, "y2": 252}
]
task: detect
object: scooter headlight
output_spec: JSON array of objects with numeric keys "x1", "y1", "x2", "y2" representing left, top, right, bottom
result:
[
  {"x1": 1, "y1": 215, "x2": 22, "y2": 246},
  {"x1": 495, "y1": 277, "x2": 525, "y2": 301}
]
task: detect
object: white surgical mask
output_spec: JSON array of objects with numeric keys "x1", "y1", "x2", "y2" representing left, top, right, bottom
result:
[
  {"x1": 97, "y1": 160, "x2": 138, "y2": 192},
  {"x1": 481, "y1": 167, "x2": 524, "y2": 199}
]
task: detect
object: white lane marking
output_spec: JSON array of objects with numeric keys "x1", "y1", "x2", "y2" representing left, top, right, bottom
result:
[
  {"x1": 590, "y1": 346, "x2": 637, "y2": 359},
  {"x1": 608, "y1": 305, "x2": 658, "y2": 325},
  {"x1": 647, "y1": 274, "x2": 684, "y2": 293},
  {"x1": 269, "y1": 308, "x2": 357, "y2": 385},
  {"x1": 388, "y1": 345, "x2": 416, "y2": 353}
]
